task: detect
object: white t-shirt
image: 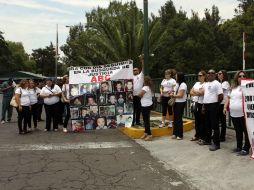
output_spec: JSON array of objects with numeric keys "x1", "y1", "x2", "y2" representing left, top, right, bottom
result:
[
  {"x1": 40, "y1": 85, "x2": 61, "y2": 105},
  {"x1": 15, "y1": 87, "x2": 30, "y2": 106},
  {"x1": 229, "y1": 86, "x2": 244, "y2": 117},
  {"x1": 141, "y1": 86, "x2": 153, "y2": 107},
  {"x1": 28, "y1": 87, "x2": 41, "y2": 105},
  {"x1": 191, "y1": 82, "x2": 204, "y2": 103},
  {"x1": 203, "y1": 80, "x2": 223, "y2": 104},
  {"x1": 175, "y1": 83, "x2": 187, "y2": 103},
  {"x1": 160, "y1": 78, "x2": 176, "y2": 97},
  {"x1": 62, "y1": 84, "x2": 70, "y2": 100},
  {"x1": 133, "y1": 72, "x2": 144, "y2": 96},
  {"x1": 221, "y1": 81, "x2": 230, "y2": 104}
]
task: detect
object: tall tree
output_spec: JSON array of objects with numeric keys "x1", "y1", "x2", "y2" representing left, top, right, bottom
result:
[{"x1": 0, "y1": 31, "x2": 12, "y2": 74}]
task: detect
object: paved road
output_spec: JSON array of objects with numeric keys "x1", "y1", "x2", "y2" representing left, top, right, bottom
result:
[{"x1": 0, "y1": 105, "x2": 193, "y2": 190}]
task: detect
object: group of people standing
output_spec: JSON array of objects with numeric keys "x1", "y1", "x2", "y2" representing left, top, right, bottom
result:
[
  {"x1": 190, "y1": 69, "x2": 250, "y2": 155},
  {"x1": 0, "y1": 66, "x2": 250, "y2": 155}
]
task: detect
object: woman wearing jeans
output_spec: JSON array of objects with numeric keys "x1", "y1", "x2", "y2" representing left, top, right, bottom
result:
[
  {"x1": 15, "y1": 79, "x2": 31, "y2": 134},
  {"x1": 139, "y1": 76, "x2": 153, "y2": 141},
  {"x1": 224, "y1": 71, "x2": 250, "y2": 156},
  {"x1": 170, "y1": 72, "x2": 187, "y2": 140}
]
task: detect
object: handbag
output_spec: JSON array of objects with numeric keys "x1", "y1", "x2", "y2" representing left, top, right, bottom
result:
[
  {"x1": 10, "y1": 87, "x2": 22, "y2": 108},
  {"x1": 168, "y1": 98, "x2": 176, "y2": 106},
  {"x1": 190, "y1": 101, "x2": 198, "y2": 113},
  {"x1": 10, "y1": 96, "x2": 18, "y2": 107},
  {"x1": 168, "y1": 84, "x2": 180, "y2": 106}
]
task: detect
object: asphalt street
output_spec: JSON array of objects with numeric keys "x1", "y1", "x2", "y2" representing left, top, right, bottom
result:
[{"x1": 0, "y1": 104, "x2": 193, "y2": 190}]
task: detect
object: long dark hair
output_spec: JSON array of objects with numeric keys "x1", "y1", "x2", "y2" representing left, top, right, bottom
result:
[
  {"x1": 217, "y1": 70, "x2": 228, "y2": 82},
  {"x1": 176, "y1": 72, "x2": 185, "y2": 85}
]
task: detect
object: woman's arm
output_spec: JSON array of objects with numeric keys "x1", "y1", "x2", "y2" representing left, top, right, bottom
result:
[
  {"x1": 138, "y1": 90, "x2": 146, "y2": 98},
  {"x1": 15, "y1": 93, "x2": 22, "y2": 111}
]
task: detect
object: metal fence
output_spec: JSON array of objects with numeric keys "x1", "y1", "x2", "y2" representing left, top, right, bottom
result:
[{"x1": 152, "y1": 69, "x2": 254, "y2": 128}]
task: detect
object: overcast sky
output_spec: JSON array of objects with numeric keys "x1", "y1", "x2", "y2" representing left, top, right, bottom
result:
[{"x1": 0, "y1": 0, "x2": 239, "y2": 54}]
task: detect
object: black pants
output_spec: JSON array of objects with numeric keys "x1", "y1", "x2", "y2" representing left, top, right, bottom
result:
[
  {"x1": 204, "y1": 103, "x2": 220, "y2": 146},
  {"x1": 16, "y1": 106, "x2": 31, "y2": 133},
  {"x1": 218, "y1": 104, "x2": 227, "y2": 140},
  {"x1": 28, "y1": 103, "x2": 38, "y2": 128},
  {"x1": 63, "y1": 103, "x2": 70, "y2": 128},
  {"x1": 44, "y1": 103, "x2": 59, "y2": 130},
  {"x1": 58, "y1": 101, "x2": 65, "y2": 124},
  {"x1": 196, "y1": 103, "x2": 206, "y2": 140},
  {"x1": 161, "y1": 96, "x2": 173, "y2": 116},
  {"x1": 231, "y1": 116, "x2": 250, "y2": 151},
  {"x1": 133, "y1": 96, "x2": 141, "y2": 125},
  {"x1": 37, "y1": 103, "x2": 43, "y2": 120},
  {"x1": 141, "y1": 105, "x2": 152, "y2": 135},
  {"x1": 173, "y1": 102, "x2": 186, "y2": 138}
]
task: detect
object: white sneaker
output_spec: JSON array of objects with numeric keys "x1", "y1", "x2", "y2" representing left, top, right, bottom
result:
[
  {"x1": 63, "y1": 128, "x2": 67, "y2": 133},
  {"x1": 27, "y1": 128, "x2": 32, "y2": 132},
  {"x1": 54, "y1": 129, "x2": 58, "y2": 132},
  {"x1": 168, "y1": 121, "x2": 173, "y2": 128},
  {"x1": 159, "y1": 122, "x2": 165, "y2": 128},
  {"x1": 1, "y1": 120, "x2": 5, "y2": 124}
]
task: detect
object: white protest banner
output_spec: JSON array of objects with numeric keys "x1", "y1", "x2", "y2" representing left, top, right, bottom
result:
[
  {"x1": 69, "y1": 60, "x2": 133, "y2": 84},
  {"x1": 68, "y1": 60, "x2": 134, "y2": 131},
  {"x1": 241, "y1": 79, "x2": 254, "y2": 159}
]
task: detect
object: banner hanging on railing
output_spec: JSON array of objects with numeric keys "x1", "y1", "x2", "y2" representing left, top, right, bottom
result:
[
  {"x1": 241, "y1": 79, "x2": 254, "y2": 159},
  {"x1": 68, "y1": 60, "x2": 134, "y2": 132}
]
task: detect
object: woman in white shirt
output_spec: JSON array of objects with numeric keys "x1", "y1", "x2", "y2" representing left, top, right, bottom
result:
[
  {"x1": 62, "y1": 75, "x2": 70, "y2": 133},
  {"x1": 224, "y1": 71, "x2": 250, "y2": 156},
  {"x1": 217, "y1": 70, "x2": 230, "y2": 142},
  {"x1": 190, "y1": 70, "x2": 206, "y2": 142},
  {"x1": 139, "y1": 76, "x2": 153, "y2": 141},
  {"x1": 40, "y1": 78, "x2": 62, "y2": 131},
  {"x1": 170, "y1": 72, "x2": 187, "y2": 140},
  {"x1": 15, "y1": 79, "x2": 31, "y2": 134},
  {"x1": 28, "y1": 80, "x2": 41, "y2": 130},
  {"x1": 159, "y1": 69, "x2": 176, "y2": 128}
]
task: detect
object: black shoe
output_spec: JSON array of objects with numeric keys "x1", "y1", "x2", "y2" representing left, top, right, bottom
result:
[
  {"x1": 237, "y1": 150, "x2": 249, "y2": 156},
  {"x1": 198, "y1": 140, "x2": 211, "y2": 145},
  {"x1": 232, "y1": 148, "x2": 242, "y2": 153},
  {"x1": 209, "y1": 144, "x2": 220, "y2": 151},
  {"x1": 136, "y1": 123, "x2": 141, "y2": 126}
]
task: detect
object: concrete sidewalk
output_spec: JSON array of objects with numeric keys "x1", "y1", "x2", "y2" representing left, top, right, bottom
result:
[{"x1": 136, "y1": 128, "x2": 253, "y2": 190}]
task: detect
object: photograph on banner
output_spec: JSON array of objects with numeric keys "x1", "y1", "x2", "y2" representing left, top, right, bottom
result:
[
  {"x1": 72, "y1": 119, "x2": 85, "y2": 132},
  {"x1": 100, "y1": 81, "x2": 112, "y2": 93},
  {"x1": 107, "y1": 93, "x2": 117, "y2": 104},
  {"x1": 70, "y1": 95, "x2": 84, "y2": 106},
  {"x1": 95, "y1": 116, "x2": 108, "y2": 129},
  {"x1": 84, "y1": 116, "x2": 95, "y2": 130},
  {"x1": 113, "y1": 80, "x2": 125, "y2": 92},
  {"x1": 107, "y1": 116, "x2": 117, "y2": 129},
  {"x1": 116, "y1": 92, "x2": 126, "y2": 105},
  {"x1": 70, "y1": 84, "x2": 79, "y2": 97},
  {"x1": 124, "y1": 79, "x2": 133, "y2": 91},
  {"x1": 97, "y1": 94, "x2": 106, "y2": 105},
  {"x1": 70, "y1": 107, "x2": 80, "y2": 119},
  {"x1": 68, "y1": 60, "x2": 134, "y2": 131},
  {"x1": 241, "y1": 79, "x2": 254, "y2": 159},
  {"x1": 80, "y1": 83, "x2": 92, "y2": 95}
]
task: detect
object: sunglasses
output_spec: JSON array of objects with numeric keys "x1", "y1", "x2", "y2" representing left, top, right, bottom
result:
[
  {"x1": 238, "y1": 75, "x2": 245, "y2": 78},
  {"x1": 198, "y1": 75, "x2": 203, "y2": 77},
  {"x1": 218, "y1": 73, "x2": 223, "y2": 75}
]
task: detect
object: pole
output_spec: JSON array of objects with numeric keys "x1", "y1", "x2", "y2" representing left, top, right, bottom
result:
[
  {"x1": 243, "y1": 32, "x2": 245, "y2": 70},
  {"x1": 143, "y1": 0, "x2": 149, "y2": 75},
  {"x1": 55, "y1": 24, "x2": 58, "y2": 77}
]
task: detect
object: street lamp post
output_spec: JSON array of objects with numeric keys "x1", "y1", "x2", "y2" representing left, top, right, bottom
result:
[
  {"x1": 55, "y1": 24, "x2": 58, "y2": 78},
  {"x1": 143, "y1": 0, "x2": 149, "y2": 75}
]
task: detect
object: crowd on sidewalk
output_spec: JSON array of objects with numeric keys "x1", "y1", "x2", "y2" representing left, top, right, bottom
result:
[{"x1": 0, "y1": 64, "x2": 251, "y2": 156}]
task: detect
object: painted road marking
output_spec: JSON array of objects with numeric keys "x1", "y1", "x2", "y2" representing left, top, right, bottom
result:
[{"x1": 0, "y1": 141, "x2": 133, "y2": 151}]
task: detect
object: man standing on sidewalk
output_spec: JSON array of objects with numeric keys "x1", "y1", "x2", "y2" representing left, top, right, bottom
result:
[
  {"x1": 1, "y1": 78, "x2": 16, "y2": 124},
  {"x1": 132, "y1": 56, "x2": 144, "y2": 126}
]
